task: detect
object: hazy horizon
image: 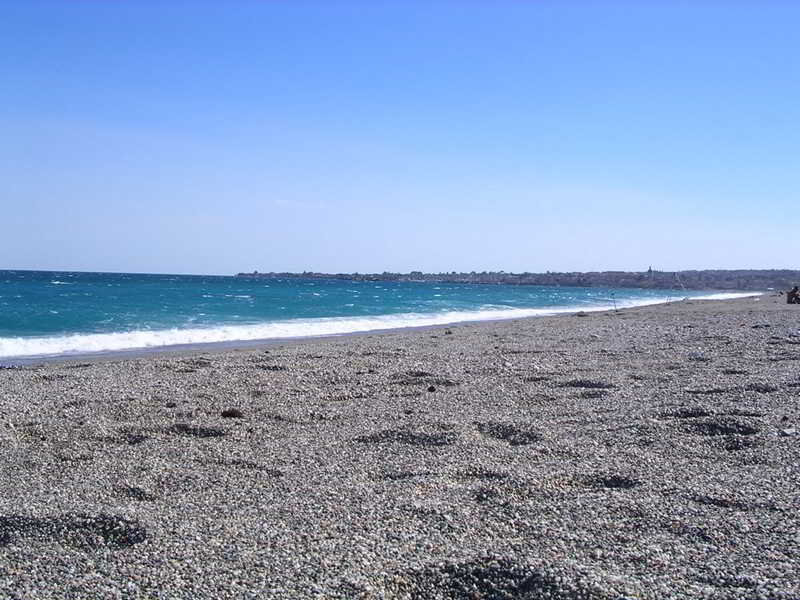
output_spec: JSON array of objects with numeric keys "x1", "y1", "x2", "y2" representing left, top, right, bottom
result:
[{"x1": 2, "y1": 265, "x2": 798, "y2": 279}]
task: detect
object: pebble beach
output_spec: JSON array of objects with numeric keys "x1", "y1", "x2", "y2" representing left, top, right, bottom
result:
[{"x1": 1, "y1": 294, "x2": 798, "y2": 599}]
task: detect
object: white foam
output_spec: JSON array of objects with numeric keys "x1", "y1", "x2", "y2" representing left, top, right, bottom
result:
[
  {"x1": 0, "y1": 292, "x2": 760, "y2": 360},
  {"x1": 688, "y1": 292, "x2": 763, "y2": 300}
]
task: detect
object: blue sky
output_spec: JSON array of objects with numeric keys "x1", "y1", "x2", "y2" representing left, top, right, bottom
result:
[{"x1": 2, "y1": 1, "x2": 798, "y2": 275}]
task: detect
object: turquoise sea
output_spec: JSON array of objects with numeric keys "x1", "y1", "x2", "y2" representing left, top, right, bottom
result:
[{"x1": 0, "y1": 270, "x2": 752, "y2": 361}]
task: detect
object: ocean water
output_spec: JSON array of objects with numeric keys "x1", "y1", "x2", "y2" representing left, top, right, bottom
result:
[{"x1": 0, "y1": 270, "x2": 753, "y2": 361}]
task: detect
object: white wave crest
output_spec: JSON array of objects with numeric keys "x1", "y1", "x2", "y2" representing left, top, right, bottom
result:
[
  {"x1": 0, "y1": 292, "x2": 760, "y2": 360},
  {"x1": 688, "y1": 292, "x2": 762, "y2": 300}
]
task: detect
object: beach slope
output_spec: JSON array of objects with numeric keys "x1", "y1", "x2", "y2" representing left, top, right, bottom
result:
[{"x1": 0, "y1": 295, "x2": 798, "y2": 599}]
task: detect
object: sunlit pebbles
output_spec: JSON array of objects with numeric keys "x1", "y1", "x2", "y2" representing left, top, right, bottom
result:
[{"x1": 0, "y1": 294, "x2": 797, "y2": 598}]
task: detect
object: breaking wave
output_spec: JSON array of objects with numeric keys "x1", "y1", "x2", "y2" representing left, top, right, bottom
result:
[{"x1": 0, "y1": 292, "x2": 757, "y2": 360}]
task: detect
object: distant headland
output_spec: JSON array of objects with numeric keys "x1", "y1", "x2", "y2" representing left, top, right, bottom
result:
[{"x1": 235, "y1": 268, "x2": 800, "y2": 291}]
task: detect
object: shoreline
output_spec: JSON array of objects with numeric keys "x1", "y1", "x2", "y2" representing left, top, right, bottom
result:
[
  {"x1": 0, "y1": 292, "x2": 763, "y2": 367},
  {"x1": 1, "y1": 293, "x2": 798, "y2": 598}
]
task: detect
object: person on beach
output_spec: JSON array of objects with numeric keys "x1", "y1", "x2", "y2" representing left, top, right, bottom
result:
[{"x1": 788, "y1": 286, "x2": 800, "y2": 304}]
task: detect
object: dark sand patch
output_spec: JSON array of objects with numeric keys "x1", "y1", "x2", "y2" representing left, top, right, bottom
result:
[
  {"x1": 475, "y1": 421, "x2": 541, "y2": 446},
  {"x1": 389, "y1": 557, "x2": 613, "y2": 600},
  {"x1": 560, "y1": 379, "x2": 615, "y2": 390},
  {"x1": 117, "y1": 485, "x2": 157, "y2": 502},
  {"x1": 689, "y1": 417, "x2": 760, "y2": 437},
  {"x1": 355, "y1": 429, "x2": 458, "y2": 447},
  {"x1": 169, "y1": 423, "x2": 226, "y2": 438},
  {"x1": 0, "y1": 514, "x2": 147, "y2": 550}
]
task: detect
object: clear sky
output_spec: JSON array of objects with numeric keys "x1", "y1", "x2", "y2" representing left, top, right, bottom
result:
[{"x1": 2, "y1": 1, "x2": 798, "y2": 275}]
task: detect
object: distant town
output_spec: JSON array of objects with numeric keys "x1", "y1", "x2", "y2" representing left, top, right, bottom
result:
[{"x1": 236, "y1": 268, "x2": 800, "y2": 291}]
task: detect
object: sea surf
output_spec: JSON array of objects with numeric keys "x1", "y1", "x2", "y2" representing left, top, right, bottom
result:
[{"x1": 0, "y1": 270, "x2": 756, "y2": 362}]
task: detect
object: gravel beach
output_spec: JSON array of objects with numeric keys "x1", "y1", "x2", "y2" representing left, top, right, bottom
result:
[{"x1": 1, "y1": 294, "x2": 798, "y2": 599}]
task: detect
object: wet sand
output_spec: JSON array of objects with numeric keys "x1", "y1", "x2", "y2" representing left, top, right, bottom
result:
[{"x1": 0, "y1": 294, "x2": 798, "y2": 599}]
